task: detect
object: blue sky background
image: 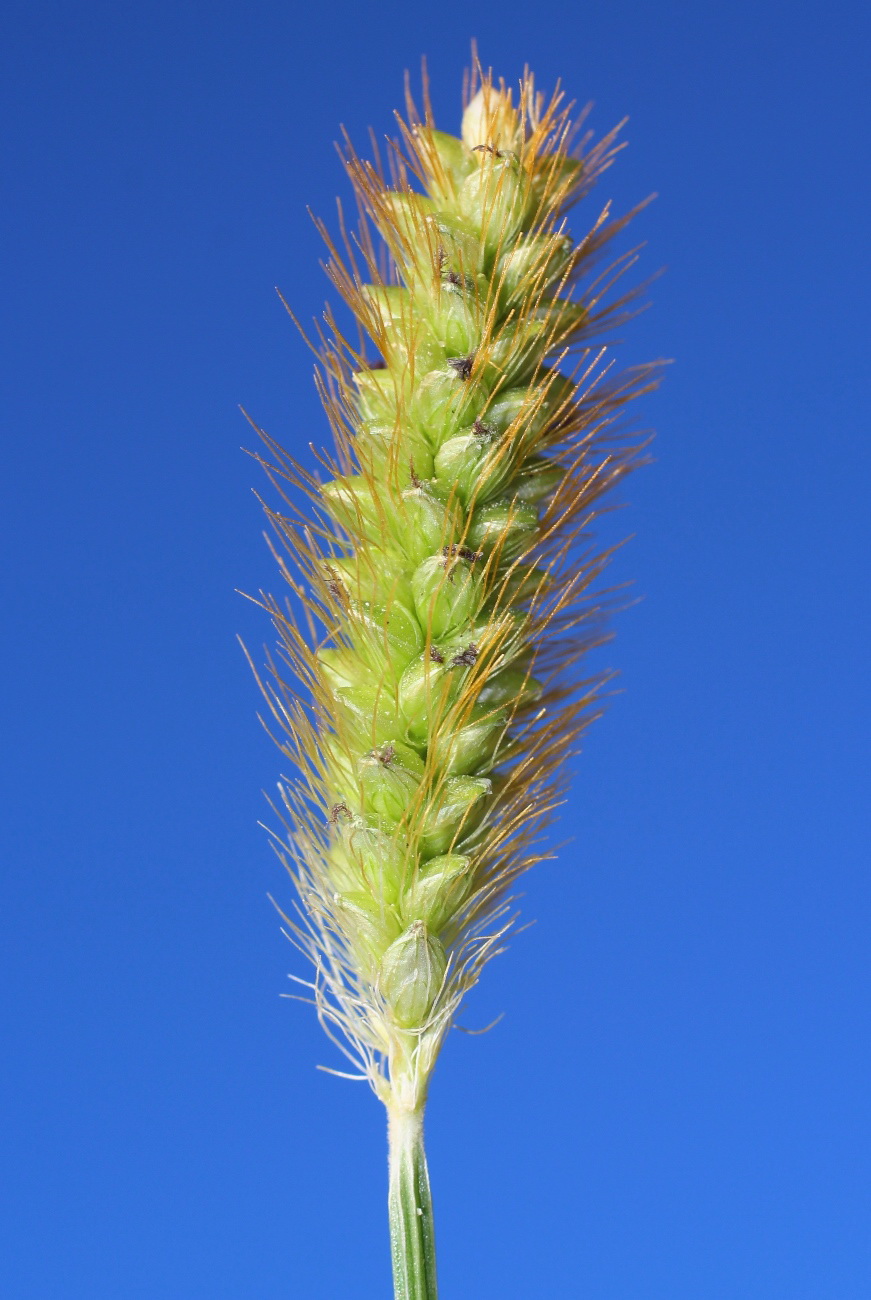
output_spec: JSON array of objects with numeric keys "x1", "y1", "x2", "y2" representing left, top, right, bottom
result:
[{"x1": 2, "y1": 1, "x2": 870, "y2": 1296}]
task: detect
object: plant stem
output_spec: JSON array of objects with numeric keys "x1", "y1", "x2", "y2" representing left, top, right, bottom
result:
[{"x1": 387, "y1": 1104, "x2": 438, "y2": 1300}]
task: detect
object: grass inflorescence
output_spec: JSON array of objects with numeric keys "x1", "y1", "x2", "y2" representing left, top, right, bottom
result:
[{"x1": 246, "y1": 58, "x2": 658, "y2": 1298}]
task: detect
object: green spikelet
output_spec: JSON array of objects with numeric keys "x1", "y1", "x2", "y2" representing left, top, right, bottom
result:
[{"x1": 249, "y1": 64, "x2": 658, "y2": 1297}]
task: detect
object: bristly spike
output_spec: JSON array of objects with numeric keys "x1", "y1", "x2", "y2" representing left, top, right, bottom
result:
[{"x1": 248, "y1": 58, "x2": 659, "y2": 1299}]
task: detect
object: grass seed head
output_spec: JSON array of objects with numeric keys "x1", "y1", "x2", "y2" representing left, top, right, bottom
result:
[{"x1": 253, "y1": 60, "x2": 659, "y2": 1108}]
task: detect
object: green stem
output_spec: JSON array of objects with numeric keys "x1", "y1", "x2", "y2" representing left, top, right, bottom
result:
[{"x1": 387, "y1": 1105, "x2": 438, "y2": 1300}]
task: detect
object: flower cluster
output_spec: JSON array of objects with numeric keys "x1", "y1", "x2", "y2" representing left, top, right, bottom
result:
[{"x1": 251, "y1": 71, "x2": 656, "y2": 1111}]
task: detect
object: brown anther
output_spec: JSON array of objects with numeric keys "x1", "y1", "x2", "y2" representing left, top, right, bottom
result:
[
  {"x1": 472, "y1": 143, "x2": 504, "y2": 158},
  {"x1": 451, "y1": 643, "x2": 479, "y2": 668},
  {"x1": 448, "y1": 354, "x2": 475, "y2": 381},
  {"x1": 442, "y1": 544, "x2": 482, "y2": 563},
  {"x1": 325, "y1": 566, "x2": 345, "y2": 602},
  {"x1": 328, "y1": 802, "x2": 351, "y2": 824},
  {"x1": 377, "y1": 744, "x2": 395, "y2": 766},
  {"x1": 409, "y1": 459, "x2": 422, "y2": 489},
  {"x1": 472, "y1": 418, "x2": 495, "y2": 440},
  {"x1": 429, "y1": 645, "x2": 445, "y2": 664},
  {"x1": 445, "y1": 269, "x2": 462, "y2": 286}
]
